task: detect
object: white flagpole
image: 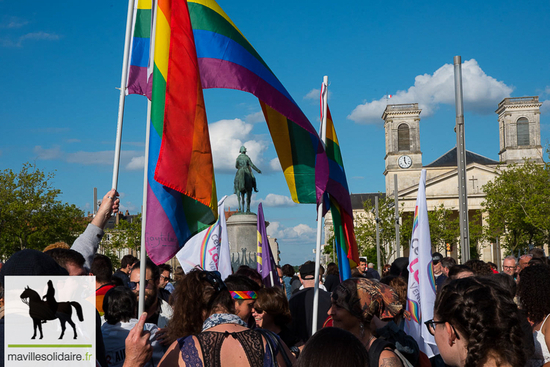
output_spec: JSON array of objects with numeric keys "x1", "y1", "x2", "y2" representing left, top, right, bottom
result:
[
  {"x1": 138, "y1": 0, "x2": 158, "y2": 316},
  {"x1": 312, "y1": 75, "x2": 329, "y2": 336},
  {"x1": 111, "y1": 0, "x2": 136, "y2": 190}
]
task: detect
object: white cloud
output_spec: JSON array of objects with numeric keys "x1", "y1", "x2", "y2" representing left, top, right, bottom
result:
[
  {"x1": 304, "y1": 88, "x2": 320, "y2": 100},
  {"x1": 126, "y1": 156, "x2": 145, "y2": 171},
  {"x1": 269, "y1": 158, "x2": 281, "y2": 172},
  {"x1": 348, "y1": 59, "x2": 514, "y2": 124},
  {"x1": 542, "y1": 100, "x2": 550, "y2": 114},
  {"x1": 1, "y1": 16, "x2": 29, "y2": 29},
  {"x1": 30, "y1": 127, "x2": 70, "y2": 134},
  {"x1": 65, "y1": 138, "x2": 81, "y2": 143},
  {"x1": 260, "y1": 194, "x2": 296, "y2": 207},
  {"x1": 209, "y1": 118, "x2": 269, "y2": 173},
  {"x1": 119, "y1": 201, "x2": 140, "y2": 214},
  {"x1": 245, "y1": 111, "x2": 265, "y2": 124},
  {"x1": 34, "y1": 145, "x2": 142, "y2": 169},
  {"x1": 267, "y1": 221, "x2": 316, "y2": 243}
]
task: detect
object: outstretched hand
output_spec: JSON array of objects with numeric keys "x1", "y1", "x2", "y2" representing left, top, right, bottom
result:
[
  {"x1": 123, "y1": 313, "x2": 152, "y2": 367},
  {"x1": 92, "y1": 189, "x2": 120, "y2": 229}
]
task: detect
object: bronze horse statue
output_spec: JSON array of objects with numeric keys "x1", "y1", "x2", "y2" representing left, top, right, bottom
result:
[
  {"x1": 20, "y1": 280, "x2": 84, "y2": 340},
  {"x1": 234, "y1": 146, "x2": 261, "y2": 213}
]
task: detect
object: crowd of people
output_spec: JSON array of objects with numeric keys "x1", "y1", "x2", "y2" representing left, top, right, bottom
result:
[{"x1": 1, "y1": 190, "x2": 550, "y2": 367}]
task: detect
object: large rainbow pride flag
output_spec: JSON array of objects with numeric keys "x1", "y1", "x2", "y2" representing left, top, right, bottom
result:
[
  {"x1": 188, "y1": 0, "x2": 329, "y2": 204},
  {"x1": 324, "y1": 105, "x2": 358, "y2": 280},
  {"x1": 145, "y1": 0, "x2": 217, "y2": 265}
]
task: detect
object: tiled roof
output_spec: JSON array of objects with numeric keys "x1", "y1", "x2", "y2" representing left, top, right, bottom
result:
[
  {"x1": 350, "y1": 193, "x2": 385, "y2": 210},
  {"x1": 425, "y1": 147, "x2": 499, "y2": 168}
]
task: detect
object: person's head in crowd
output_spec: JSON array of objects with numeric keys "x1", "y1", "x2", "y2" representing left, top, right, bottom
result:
[
  {"x1": 351, "y1": 267, "x2": 362, "y2": 278},
  {"x1": 327, "y1": 262, "x2": 339, "y2": 276},
  {"x1": 517, "y1": 264, "x2": 550, "y2": 326},
  {"x1": 103, "y1": 286, "x2": 137, "y2": 325},
  {"x1": 389, "y1": 257, "x2": 409, "y2": 282},
  {"x1": 502, "y1": 256, "x2": 517, "y2": 276},
  {"x1": 224, "y1": 274, "x2": 260, "y2": 322},
  {"x1": 43, "y1": 242, "x2": 70, "y2": 252},
  {"x1": 448, "y1": 265, "x2": 474, "y2": 280},
  {"x1": 463, "y1": 259, "x2": 493, "y2": 276},
  {"x1": 431, "y1": 277, "x2": 526, "y2": 367},
  {"x1": 129, "y1": 259, "x2": 161, "y2": 314},
  {"x1": 319, "y1": 264, "x2": 325, "y2": 279},
  {"x1": 489, "y1": 273, "x2": 517, "y2": 299},
  {"x1": 235, "y1": 265, "x2": 263, "y2": 286},
  {"x1": 252, "y1": 287, "x2": 291, "y2": 330},
  {"x1": 529, "y1": 248, "x2": 546, "y2": 259},
  {"x1": 0, "y1": 249, "x2": 68, "y2": 286},
  {"x1": 518, "y1": 254, "x2": 533, "y2": 272},
  {"x1": 295, "y1": 327, "x2": 369, "y2": 367},
  {"x1": 120, "y1": 254, "x2": 138, "y2": 274},
  {"x1": 380, "y1": 275, "x2": 407, "y2": 307},
  {"x1": 432, "y1": 252, "x2": 443, "y2": 275},
  {"x1": 299, "y1": 261, "x2": 317, "y2": 287},
  {"x1": 440, "y1": 257, "x2": 456, "y2": 277},
  {"x1": 282, "y1": 264, "x2": 295, "y2": 278},
  {"x1": 529, "y1": 257, "x2": 546, "y2": 267},
  {"x1": 382, "y1": 264, "x2": 391, "y2": 277},
  {"x1": 329, "y1": 278, "x2": 403, "y2": 344},
  {"x1": 158, "y1": 263, "x2": 173, "y2": 289},
  {"x1": 44, "y1": 248, "x2": 87, "y2": 276},
  {"x1": 173, "y1": 266, "x2": 185, "y2": 284},
  {"x1": 91, "y1": 254, "x2": 114, "y2": 288},
  {"x1": 368, "y1": 262, "x2": 375, "y2": 269},
  {"x1": 166, "y1": 269, "x2": 233, "y2": 342},
  {"x1": 487, "y1": 262, "x2": 498, "y2": 272},
  {"x1": 358, "y1": 258, "x2": 367, "y2": 274}
]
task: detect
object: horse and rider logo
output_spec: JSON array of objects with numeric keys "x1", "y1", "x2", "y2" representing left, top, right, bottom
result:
[{"x1": 20, "y1": 280, "x2": 84, "y2": 340}]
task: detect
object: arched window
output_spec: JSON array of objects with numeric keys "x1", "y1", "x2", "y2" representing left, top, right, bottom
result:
[
  {"x1": 398, "y1": 124, "x2": 410, "y2": 151},
  {"x1": 517, "y1": 117, "x2": 530, "y2": 146}
]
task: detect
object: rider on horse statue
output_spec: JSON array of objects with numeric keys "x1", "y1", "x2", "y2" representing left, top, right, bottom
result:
[{"x1": 234, "y1": 146, "x2": 261, "y2": 213}]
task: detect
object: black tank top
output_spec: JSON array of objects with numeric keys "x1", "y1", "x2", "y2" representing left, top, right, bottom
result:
[{"x1": 196, "y1": 330, "x2": 265, "y2": 367}]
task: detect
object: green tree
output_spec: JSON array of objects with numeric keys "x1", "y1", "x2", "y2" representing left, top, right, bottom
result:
[
  {"x1": 102, "y1": 214, "x2": 142, "y2": 268},
  {"x1": 482, "y1": 160, "x2": 550, "y2": 255},
  {"x1": 0, "y1": 163, "x2": 86, "y2": 257}
]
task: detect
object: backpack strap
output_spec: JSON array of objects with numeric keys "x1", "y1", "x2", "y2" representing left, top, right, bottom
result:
[{"x1": 255, "y1": 328, "x2": 293, "y2": 367}]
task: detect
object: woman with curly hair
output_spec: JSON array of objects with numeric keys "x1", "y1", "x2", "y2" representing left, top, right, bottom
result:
[
  {"x1": 517, "y1": 264, "x2": 550, "y2": 364},
  {"x1": 429, "y1": 277, "x2": 526, "y2": 367},
  {"x1": 159, "y1": 269, "x2": 294, "y2": 367},
  {"x1": 328, "y1": 277, "x2": 405, "y2": 367}
]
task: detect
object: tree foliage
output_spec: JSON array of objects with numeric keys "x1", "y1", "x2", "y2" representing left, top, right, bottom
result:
[
  {"x1": 102, "y1": 214, "x2": 142, "y2": 268},
  {"x1": 0, "y1": 163, "x2": 86, "y2": 258},
  {"x1": 482, "y1": 160, "x2": 550, "y2": 255}
]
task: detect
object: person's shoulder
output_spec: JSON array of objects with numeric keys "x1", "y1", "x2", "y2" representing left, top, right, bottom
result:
[{"x1": 379, "y1": 349, "x2": 404, "y2": 367}]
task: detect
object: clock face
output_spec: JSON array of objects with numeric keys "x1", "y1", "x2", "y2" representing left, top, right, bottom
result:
[{"x1": 398, "y1": 155, "x2": 412, "y2": 169}]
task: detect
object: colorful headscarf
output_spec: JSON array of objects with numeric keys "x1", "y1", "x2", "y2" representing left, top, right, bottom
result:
[
  {"x1": 333, "y1": 278, "x2": 403, "y2": 325},
  {"x1": 230, "y1": 291, "x2": 257, "y2": 300}
]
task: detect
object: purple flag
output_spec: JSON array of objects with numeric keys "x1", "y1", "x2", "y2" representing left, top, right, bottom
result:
[{"x1": 257, "y1": 203, "x2": 280, "y2": 287}]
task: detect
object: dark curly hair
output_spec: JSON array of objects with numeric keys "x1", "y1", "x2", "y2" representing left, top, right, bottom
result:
[
  {"x1": 103, "y1": 286, "x2": 136, "y2": 325},
  {"x1": 165, "y1": 269, "x2": 234, "y2": 343},
  {"x1": 517, "y1": 264, "x2": 550, "y2": 325},
  {"x1": 463, "y1": 260, "x2": 493, "y2": 276},
  {"x1": 435, "y1": 277, "x2": 526, "y2": 367}
]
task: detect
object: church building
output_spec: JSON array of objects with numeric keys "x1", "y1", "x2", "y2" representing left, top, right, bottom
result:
[{"x1": 325, "y1": 96, "x2": 543, "y2": 264}]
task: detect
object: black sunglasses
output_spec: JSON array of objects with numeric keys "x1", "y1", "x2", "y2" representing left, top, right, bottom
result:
[
  {"x1": 200, "y1": 270, "x2": 226, "y2": 293},
  {"x1": 424, "y1": 319, "x2": 460, "y2": 339}
]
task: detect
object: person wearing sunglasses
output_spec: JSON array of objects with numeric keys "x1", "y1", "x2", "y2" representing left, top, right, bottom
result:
[
  {"x1": 158, "y1": 269, "x2": 294, "y2": 367},
  {"x1": 428, "y1": 277, "x2": 526, "y2": 367}
]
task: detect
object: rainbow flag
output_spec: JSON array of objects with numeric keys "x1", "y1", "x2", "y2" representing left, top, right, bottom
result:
[
  {"x1": 188, "y1": 0, "x2": 328, "y2": 204},
  {"x1": 323, "y1": 105, "x2": 358, "y2": 280},
  {"x1": 126, "y1": 0, "x2": 153, "y2": 98},
  {"x1": 145, "y1": 0, "x2": 217, "y2": 265}
]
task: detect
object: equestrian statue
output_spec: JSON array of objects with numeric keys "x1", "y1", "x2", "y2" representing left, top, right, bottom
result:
[{"x1": 234, "y1": 146, "x2": 261, "y2": 213}]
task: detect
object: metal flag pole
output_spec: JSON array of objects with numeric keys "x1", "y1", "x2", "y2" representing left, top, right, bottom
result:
[
  {"x1": 376, "y1": 195, "x2": 381, "y2": 275},
  {"x1": 454, "y1": 56, "x2": 470, "y2": 263},
  {"x1": 312, "y1": 75, "x2": 329, "y2": 336},
  {"x1": 111, "y1": 0, "x2": 136, "y2": 191},
  {"x1": 394, "y1": 174, "x2": 400, "y2": 258},
  {"x1": 138, "y1": 0, "x2": 158, "y2": 316}
]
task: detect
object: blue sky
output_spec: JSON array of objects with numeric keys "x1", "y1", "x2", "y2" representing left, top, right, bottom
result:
[{"x1": 1, "y1": 0, "x2": 549, "y2": 265}]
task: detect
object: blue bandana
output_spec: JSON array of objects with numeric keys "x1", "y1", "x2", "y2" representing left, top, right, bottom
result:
[{"x1": 202, "y1": 313, "x2": 247, "y2": 331}]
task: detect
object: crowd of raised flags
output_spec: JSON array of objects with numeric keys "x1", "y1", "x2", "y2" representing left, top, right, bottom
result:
[{"x1": 117, "y1": 0, "x2": 439, "y2": 355}]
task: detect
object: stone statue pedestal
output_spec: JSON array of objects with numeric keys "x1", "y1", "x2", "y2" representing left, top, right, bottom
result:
[{"x1": 227, "y1": 213, "x2": 258, "y2": 271}]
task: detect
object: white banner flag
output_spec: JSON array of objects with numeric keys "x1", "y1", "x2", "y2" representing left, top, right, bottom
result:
[
  {"x1": 404, "y1": 169, "x2": 439, "y2": 358},
  {"x1": 176, "y1": 196, "x2": 232, "y2": 280}
]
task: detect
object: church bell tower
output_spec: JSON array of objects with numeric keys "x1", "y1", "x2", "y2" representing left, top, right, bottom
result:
[{"x1": 383, "y1": 103, "x2": 422, "y2": 194}]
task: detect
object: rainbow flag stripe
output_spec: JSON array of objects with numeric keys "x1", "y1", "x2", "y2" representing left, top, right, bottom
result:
[
  {"x1": 188, "y1": 0, "x2": 328, "y2": 204},
  {"x1": 200, "y1": 219, "x2": 219, "y2": 268},
  {"x1": 325, "y1": 106, "x2": 358, "y2": 279},
  {"x1": 230, "y1": 291, "x2": 257, "y2": 300},
  {"x1": 407, "y1": 299, "x2": 420, "y2": 324},
  {"x1": 145, "y1": 0, "x2": 217, "y2": 265},
  {"x1": 127, "y1": 0, "x2": 153, "y2": 98}
]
